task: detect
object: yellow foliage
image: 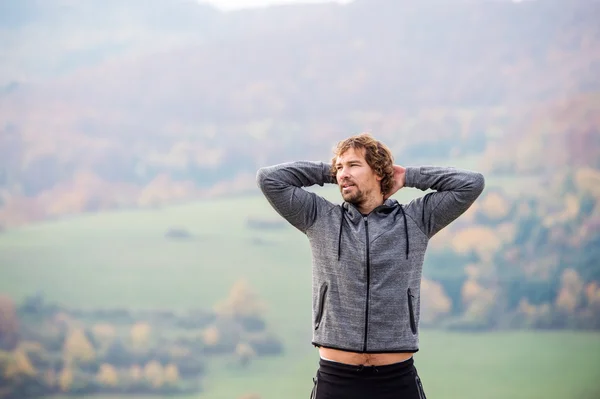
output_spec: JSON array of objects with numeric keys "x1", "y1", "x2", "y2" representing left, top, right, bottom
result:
[
  {"x1": 164, "y1": 363, "x2": 180, "y2": 384},
  {"x1": 17, "y1": 341, "x2": 43, "y2": 353},
  {"x1": 13, "y1": 349, "x2": 35, "y2": 376},
  {"x1": 564, "y1": 194, "x2": 580, "y2": 219},
  {"x1": 461, "y1": 279, "x2": 484, "y2": 305},
  {"x1": 4, "y1": 349, "x2": 36, "y2": 378},
  {"x1": 480, "y1": 192, "x2": 510, "y2": 220},
  {"x1": 555, "y1": 268, "x2": 584, "y2": 313},
  {"x1": 236, "y1": 343, "x2": 256, "y2": 358},
  {"x1": 428, "y1": 227, "x2": 452, "y2": 251},
  {"x1": 419, "y1": 279, "x2": 452, "y2": 323},
  {"x1": 451, "y1": 226, "x2": 502, "y2": 257},
  {"x1": 130, "y1": 322, "x2": 152, "y2": 349},
  {"x1": 518, "y1": 298, "x2": 536, "y2": 316},
  {"x1": 575, "y1": 167, "x2": 600, "y2": 198},
  {"x1": 63, "y1": 328, "x2": 96, "y2": 365},
  {"x1": 543, "y1": 194, "x2": 581, "y2": 227},
  {"x1": 561, "y1": 268, "x2": 584, "y2": 294},
  {"x1": 144, "y1": 360, "x2": 164, "y2": 388},
  {"x1": 585, "y1": 282, "x2": 600, "y2": 310},
  {"x1": 556, "y1": 288, "x2": 578, "y2": 313},
  {"x1": 58, "y1": 367, "x2": 74, "y2": 392},
  {"x1": 461, "y1": 278, "x2": 496, "y2": 318},
  {"x1": 215, "y1": 279, "x2": 267, "y2": 318},
  {"x1": 0, "y1": 295, "x2": 19, "y2": 351},
  {"x1": 518, "y1": 298, "x2": 552, "y2": 321},
  {"x1": 496, "y1": 222, "x2": 516, "y2": 244},
  {"x1": 92, "y1": 323, "x2": 116, "y2": 343},
  {"x1": 130, "y1": 364, "x2": 143, "y2": 381},
  {"x1": 96, "y1": 363, "x2": 119, "y2": 387},
  {"x1": 203, "y1": 326, "x2": 220, "y2": 346},
  {"x1": 465, "y1": 290, "x2": 496, "y2": 319}
]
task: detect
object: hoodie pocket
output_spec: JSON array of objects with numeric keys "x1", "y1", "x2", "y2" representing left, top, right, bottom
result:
[
  {"x1": 315, "y1": 283, "x2": 328, "y2": 330},
  {"x1": 407, "y1": 288, "x2": 417, "y2": 335}
]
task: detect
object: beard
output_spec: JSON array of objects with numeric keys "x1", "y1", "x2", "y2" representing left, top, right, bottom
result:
[{"x1": 340, "y1": 183, "x2": 367, "y2": 205}]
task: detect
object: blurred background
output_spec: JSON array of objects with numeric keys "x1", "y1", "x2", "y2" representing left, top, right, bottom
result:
[{"x1": 0, "y1": 0, "x2": 599, "y2": 398}]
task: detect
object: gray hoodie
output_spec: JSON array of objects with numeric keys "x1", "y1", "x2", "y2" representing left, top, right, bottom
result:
[{"x1": 256, "y1": 161, "x2": 485, "y2": 353}]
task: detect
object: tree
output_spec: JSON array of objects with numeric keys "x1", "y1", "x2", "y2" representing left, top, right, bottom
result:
[
  {"x1": 0, "y1": 295, "x2": 19, "y2": 351},
  {"x1": 555, "y1": 268, "x2": 584, "y2": 314},
  {"x1": 235, "y1": 343, "x2": 256, "y2": 368},
  {"x1": 164, "y1": 363, "x2": 180, "y2": 385},
  {"x1": 214, "y1": 279, "x2": 267, "y2": 319},
  {"x1": 96, "y1": 363, "x2": 119, "y2": 387},
  {"x1": 143, "y1": 360, "x2": 164, "y2": 389},
  {"x1": 130, "y1": 322, "x2": 152, "y2": 350},
  {"x1": 419, "y1": 279, "x2": 452, "y2": 325},
  {"x1": 63, "y1": 328, "x2": 96, "y2": 366}
]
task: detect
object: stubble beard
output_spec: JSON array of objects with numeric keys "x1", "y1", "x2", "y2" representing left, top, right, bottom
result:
[{"x1": 341, "y1": 185, "x2": 366, "y2": 206}]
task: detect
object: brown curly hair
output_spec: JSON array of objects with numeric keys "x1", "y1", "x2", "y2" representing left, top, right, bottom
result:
[{"x1": 330, "y1": 133, "x2": 395, "y2": 195}]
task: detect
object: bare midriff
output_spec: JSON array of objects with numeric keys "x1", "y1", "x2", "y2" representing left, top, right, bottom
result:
[{"x1": 319, "y1": 347, "x2": 414, "y2": 366}]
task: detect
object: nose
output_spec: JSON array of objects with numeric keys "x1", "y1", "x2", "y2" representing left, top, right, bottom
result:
[{"x1": 338, "y1": 167, "x2": 349, "y2": 181}]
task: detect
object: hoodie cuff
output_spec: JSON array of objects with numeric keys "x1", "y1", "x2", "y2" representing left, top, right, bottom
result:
[
  {"x1": 322, "y1": 162, "x2": 337, "y2": 184},
  {"x1": 404, "y1": 166, "x2": 426, "y2": 190}
]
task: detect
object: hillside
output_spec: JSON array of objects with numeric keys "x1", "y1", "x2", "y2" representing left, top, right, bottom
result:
[{"x1": 0, "y1": 0, "x2": 599, "y2": 228}]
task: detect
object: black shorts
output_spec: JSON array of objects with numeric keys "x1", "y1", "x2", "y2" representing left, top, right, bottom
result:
[{"x1": 310, "y1": 357, "x2": 427, "y2": 399}]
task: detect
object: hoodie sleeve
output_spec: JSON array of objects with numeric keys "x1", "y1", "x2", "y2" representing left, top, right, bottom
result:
[
  {"x1": 256, "y1": 161, "x2": 336, "y2": 233},
  {"x1": 403, "y1": 166, "x2": 485, "y2": 238}
]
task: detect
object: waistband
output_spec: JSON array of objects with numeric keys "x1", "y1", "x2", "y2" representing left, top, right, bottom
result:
[{"x1": 318, "y1": 356, "x2": 414, "y2": 377}]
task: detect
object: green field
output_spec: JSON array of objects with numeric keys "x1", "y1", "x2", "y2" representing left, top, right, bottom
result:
[{"x1": 1, "y1": 190, "x2": 599, "y2": 399}]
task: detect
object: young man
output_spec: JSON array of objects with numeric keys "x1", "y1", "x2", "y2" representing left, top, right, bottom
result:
[{"x1": 256, "y1": 133, "x2": 485, "y2": 399}]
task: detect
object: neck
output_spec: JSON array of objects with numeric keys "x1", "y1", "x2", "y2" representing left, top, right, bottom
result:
[{"x1": 357, "y1": 194, "x2": 384, "y2": 215}]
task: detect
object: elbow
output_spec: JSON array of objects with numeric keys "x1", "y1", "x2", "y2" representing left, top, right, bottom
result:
[
  {"x1": 472, "y1": 172, "x2": 486, "y2": 198},
  {"x1": 256, "y1": 165, "x2": 279, "y2": 193},
  {"x1": 256, "y1": 167, "x2": 269, "y2": 192}
]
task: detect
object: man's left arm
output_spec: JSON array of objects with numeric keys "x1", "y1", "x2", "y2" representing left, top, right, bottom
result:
[{"x1": 403, "y1": 166, "x2": 485, "y2": 238}]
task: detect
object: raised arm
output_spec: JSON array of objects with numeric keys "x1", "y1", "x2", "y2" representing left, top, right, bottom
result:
[
  {"x1": 256, "y1": 161, "x2": 337, "y2": 233},
  {"x1": 403, "y1": 166, "x2": 485, "y2": 238}
]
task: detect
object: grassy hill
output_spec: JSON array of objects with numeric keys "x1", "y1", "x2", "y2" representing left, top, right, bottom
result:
[{"x1": 1, "y1": 191, "x2": 600, "y2": 399}]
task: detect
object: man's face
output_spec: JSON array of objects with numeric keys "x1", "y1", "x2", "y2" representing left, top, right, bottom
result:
[{"x1": 335, "y1": 147, "x2": 382, "y2": 206}]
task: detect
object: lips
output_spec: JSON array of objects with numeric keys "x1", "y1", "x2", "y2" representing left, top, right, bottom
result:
[{"x1": 341, "y1": 182, "x2": 355, "y2": 191}]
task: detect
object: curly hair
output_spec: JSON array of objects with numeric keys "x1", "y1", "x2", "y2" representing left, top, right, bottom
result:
[{"x1": 330, "y1": 133, "x2": 395, "y2": 195}]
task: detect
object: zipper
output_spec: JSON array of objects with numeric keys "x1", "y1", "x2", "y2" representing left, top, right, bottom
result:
[
  {"x1": 315, "y1": 283, "x2": 328, "y2": 330},
  {"x1": 408, "y1": 288, "x2": 417, "y2": 335},
  {"x1": 363, "y1": 216, "x2": 371, "y2": 352}
]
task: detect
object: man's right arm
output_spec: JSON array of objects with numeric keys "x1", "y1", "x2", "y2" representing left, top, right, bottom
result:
[{"x1": 256, "y1": 161, "x2": 336, "y2": 233}]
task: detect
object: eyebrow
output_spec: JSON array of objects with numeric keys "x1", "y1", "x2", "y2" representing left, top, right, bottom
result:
[{"x1": 335, "y1": 159, "x2": 363, "y2": 167}]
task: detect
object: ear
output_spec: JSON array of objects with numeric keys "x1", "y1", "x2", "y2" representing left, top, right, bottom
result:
[{"x1": 375, "y1": 173, "x2": 383, "y2": 182}]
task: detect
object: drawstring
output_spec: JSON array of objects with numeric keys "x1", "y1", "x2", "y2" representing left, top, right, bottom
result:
[{"x1": 400, "y1": 205, "x2": 409, "y2": 259}]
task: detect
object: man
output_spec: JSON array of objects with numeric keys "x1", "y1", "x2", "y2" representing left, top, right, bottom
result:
[{"x1": 256, "y1": 133, "x2": 485, "y2": 399}]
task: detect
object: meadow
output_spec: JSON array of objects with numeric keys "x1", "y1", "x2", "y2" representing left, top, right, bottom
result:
[{"x1": 1, "y1": 187, "x2": 599, "y2": 399}]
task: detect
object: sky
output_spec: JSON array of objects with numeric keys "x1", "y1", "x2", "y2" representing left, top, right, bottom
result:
[{"x1": 199, "y1": 0, "x2": 354, "y2": 11}]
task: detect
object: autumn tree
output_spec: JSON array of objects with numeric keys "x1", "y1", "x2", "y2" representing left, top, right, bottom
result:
[
  {"x1": 96, "y1": 363, "x2": 119, "y2": 388},
  {"x1": 143, "y1": 360, "x2": 164, "y2": 389},
  {"x1": 63, "y1": 328, "x2": 96, "y2": 367},
  {"x1": 214, "y1": 279, "x2": 267, "y2": 320},
  {"x1": 235, "y1": 343, "x2": 256, "y2": 368},
  {"x1": 419, "y1": 279, "x2": 452, "y2": 325},
  {"x1": 0, "y1": 295, "x2": 19, "y2": 351}
]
